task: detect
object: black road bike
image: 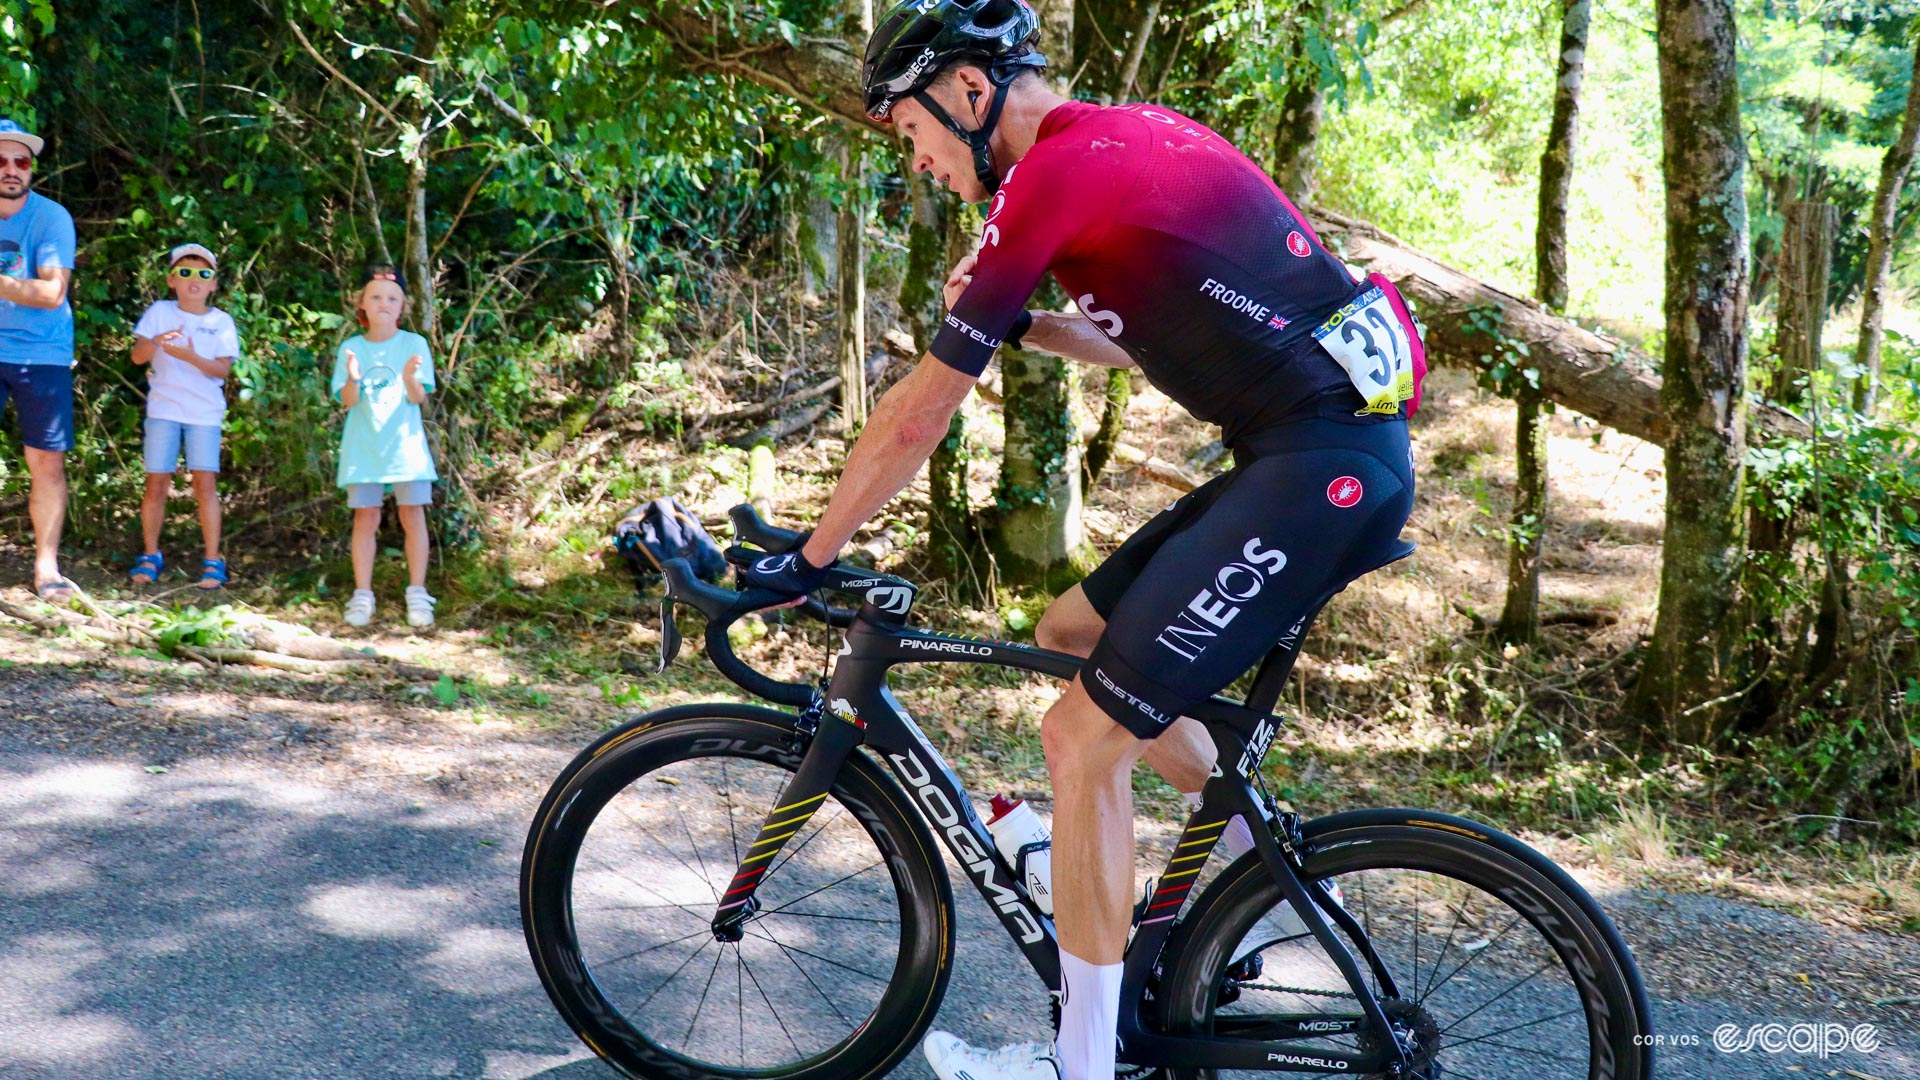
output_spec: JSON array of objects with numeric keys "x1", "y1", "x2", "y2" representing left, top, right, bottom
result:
[{"x1": 521, "y1": 504, "x2": 1654, "y2": 1080}]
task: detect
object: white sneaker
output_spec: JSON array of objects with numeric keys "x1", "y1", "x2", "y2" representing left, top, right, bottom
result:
[
  {"x1": 344, "y1": 589, "x2": 376, "y2": 627},
  {"x1": 404, "y1": 586, "x2": 436, "y2": 627},
  {"x1": 923, "y1": 1032, "x2": 1061, "y2": 1080}
]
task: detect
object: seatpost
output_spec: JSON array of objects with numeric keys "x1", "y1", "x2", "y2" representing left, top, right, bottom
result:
[{"x1": 1241, "y1": 602, "x2": 1326, "y2": 716}]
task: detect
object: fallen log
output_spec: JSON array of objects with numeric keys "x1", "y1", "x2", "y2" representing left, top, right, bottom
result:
[{"x1": 657, "y1": 10, "x2": 1809, "y2": 449}]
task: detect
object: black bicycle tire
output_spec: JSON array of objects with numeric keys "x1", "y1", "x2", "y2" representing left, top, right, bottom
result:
[
  {"x1": 1154, "y1": 809, "x2": 1652, "y2": 1080},
  {"x1": 522, "y1": 704, "x2": 956, "y2": 1080}
]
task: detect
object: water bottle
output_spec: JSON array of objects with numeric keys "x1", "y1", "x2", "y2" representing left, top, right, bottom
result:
[{"x1": 986, "y1": 794, "x2": 1054, "y2": 916}]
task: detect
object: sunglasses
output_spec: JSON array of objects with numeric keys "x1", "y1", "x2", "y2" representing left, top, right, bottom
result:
[
  {"x1": 2, "y1": 155, "x2": 31, "y2": 171},
  {"x1": 172, "y1": 266, "x2": 217, "y2": 280}
]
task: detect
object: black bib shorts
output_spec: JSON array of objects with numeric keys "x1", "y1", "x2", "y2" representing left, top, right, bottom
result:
[{"x1": 1078, "y1": 415, "x2": 1415, "y2": 739}]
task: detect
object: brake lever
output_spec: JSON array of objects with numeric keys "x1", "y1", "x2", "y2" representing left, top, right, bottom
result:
[{"x1": 658, "y1": 596, "x2": 683, "y2": 672}]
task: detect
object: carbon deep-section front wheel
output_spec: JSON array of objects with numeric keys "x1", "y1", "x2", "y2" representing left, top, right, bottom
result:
[
  {"x1": 522, "y1": 705, "x2": 955, "y2": 1080},
  {"x1": 1155, "y1": 809, "x2": 1652, "y2": 1080}
]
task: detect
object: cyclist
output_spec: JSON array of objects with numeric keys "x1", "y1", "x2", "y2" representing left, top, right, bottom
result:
[{"x1": 742, "y1": 2, "x2": 1425, "y2": 1077}]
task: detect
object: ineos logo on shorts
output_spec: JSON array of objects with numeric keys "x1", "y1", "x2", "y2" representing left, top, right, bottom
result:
[
  {"x1": 1077, "y1": 293, "x2": 1124, "y2": 337},
  {"x1": 1156, "y1": 538, "x2": 1288, "y2": 661},
  {"x1": 1327, "y1": 476, "x2": 1364, "y2": 508},
  {"x1": 1287, "y1": 230, "x2": 1311, "y2": 258}
]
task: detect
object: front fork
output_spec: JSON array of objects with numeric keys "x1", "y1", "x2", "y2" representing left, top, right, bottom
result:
[{"x1": 710, "y1": 694, "x2": 865, "y2": 940}]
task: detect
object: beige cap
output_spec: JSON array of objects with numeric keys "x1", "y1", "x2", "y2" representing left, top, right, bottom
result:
[
  {"x1": 168, "y1": 243, "x2": 219, "y2": 270},
  {"x1": 0, "y1": 119, "x2": 43, "y2": 156}
]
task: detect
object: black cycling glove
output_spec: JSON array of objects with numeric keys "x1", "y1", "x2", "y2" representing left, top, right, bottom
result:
[{"x1": 739, "y1": 542, "x2": 834, "y2": 598}]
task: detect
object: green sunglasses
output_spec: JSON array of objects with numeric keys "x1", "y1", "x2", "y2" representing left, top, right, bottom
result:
[{"x1": 171, "y1": 266, "x2": 217, "y2": 280}]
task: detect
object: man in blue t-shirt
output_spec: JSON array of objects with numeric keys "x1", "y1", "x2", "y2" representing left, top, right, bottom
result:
[{"x1": 0, "y1": 118, "x2": 79, "y2": 601}]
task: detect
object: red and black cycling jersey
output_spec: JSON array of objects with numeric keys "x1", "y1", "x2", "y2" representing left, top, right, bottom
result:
[{"x1": 932, "y1": 100, "x2": 1374, "y2": 442}]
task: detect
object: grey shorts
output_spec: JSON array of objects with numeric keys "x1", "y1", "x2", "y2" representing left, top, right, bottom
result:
[{"x1": 346, "y1": 481, "x2": 433, "y2": 509}]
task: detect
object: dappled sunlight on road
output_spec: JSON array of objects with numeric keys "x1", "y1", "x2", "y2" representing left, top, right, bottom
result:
[{"x1": 0, "y1": 752, "x2": 611, "y2": 1079}]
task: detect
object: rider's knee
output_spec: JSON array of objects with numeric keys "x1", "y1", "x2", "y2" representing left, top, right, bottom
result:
[
  {"x1": 1041, "y1": 688, "x2": 1142, "y2": 777},
  {"x1": 1035, "y1": 587, "x2": 1104, "y2": 656}
]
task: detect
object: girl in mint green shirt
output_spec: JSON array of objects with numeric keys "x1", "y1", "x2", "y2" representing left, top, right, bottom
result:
[{"x1": 330, "y1": 266, "x2": 438, "y2": 629}]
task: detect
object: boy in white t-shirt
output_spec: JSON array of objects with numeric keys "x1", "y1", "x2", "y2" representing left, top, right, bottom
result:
[{"x1": 129, "y1": 242, "x2": 240, "y2": 588}]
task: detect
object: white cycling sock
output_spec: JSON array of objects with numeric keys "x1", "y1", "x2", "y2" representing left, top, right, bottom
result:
[
  {"x1": 1183, "y1": 791, "x2": 1255, "y2": 859},
  {"x1": 1056, "y1": 951, "x2": 1122, "y2": 1080}
]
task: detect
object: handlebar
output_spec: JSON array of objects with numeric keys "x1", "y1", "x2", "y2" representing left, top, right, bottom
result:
[{"x1": 617, "y1": 503, "x2": 922, "y2": 708}]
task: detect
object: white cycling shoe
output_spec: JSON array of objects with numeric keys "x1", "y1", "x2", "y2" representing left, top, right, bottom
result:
[{"x1": 923, "y1": 1032, "x2": 1061, "y2": 1080}]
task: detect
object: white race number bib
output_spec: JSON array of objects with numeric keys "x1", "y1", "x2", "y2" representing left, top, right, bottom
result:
[{"x1": 1312, "y1": 285, "x2": 1418, "y2": 415}]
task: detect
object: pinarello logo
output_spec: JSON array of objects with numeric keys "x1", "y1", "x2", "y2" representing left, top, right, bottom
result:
[
  {"x1": 1327, "y1": 476, "x2": 1363, "y2": 508},
  {"x1": 1287, "y1": 231, "x2": 1311, "y2": 258}
]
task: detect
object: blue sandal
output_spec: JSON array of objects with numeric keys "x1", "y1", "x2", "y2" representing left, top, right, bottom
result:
[
  {"x1": 129, "y1": 552, "x2": 164, "y2": 585},
  {"x1": 198, "y1": 558, "x2": 229, "y2": 589}
]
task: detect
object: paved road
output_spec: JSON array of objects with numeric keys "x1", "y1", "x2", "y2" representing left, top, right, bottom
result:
[{"x1": 0, "y1": 746, "x2": 1912, "y2": 1079}]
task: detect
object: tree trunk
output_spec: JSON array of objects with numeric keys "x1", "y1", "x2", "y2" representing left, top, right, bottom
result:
[
  {"x1": 1084, "y1": 3, "x2": 1156, "y2": 480},
  {"x1": 1853, "y1": 33, "x2": 1920, "y2": 414},
  {"x1": 656, "y1": 5, "x2": 1809, "y2": 449},
  {"x1": 1771, "y1": 199, "x2": 1835, "y2": 406},
  {"x1": 1628, "y1": 0, "x2": 1752, "y2": 743},
  {"x1": 1082, "y1": 368, "x2": 1133, "y2": 488},
  {"x1": 1273, "y1": 29, "x2": 1324, "y2": 205},
  {"x1": 836, "y1": 140, "x2": 868, "y2": 432},
  {"x1": 1113, "y1": 1, "x2": 1159, "y2": 102},
  {"x1": 1502, "y1": 0, "x2": 1588, "y2": 645},
  {"x1": 990, "y1": 350, "x2": 1098, "y2": 590},
  {"x1": 927, "y1": 200, "x2": 984, "y2": 594},
  {"x1": 1499, "y1": 388, "x2": 1549, "y2": 645},
  {"x1": 980, "y1": 0, "x2": 1089, "y2": 591},
  {"x1": 401, "y1": 6, "x2": 439, "y2": 346},
  {"x1": 1535, "y1": 0, "x2": 1588, "y2": 314}
]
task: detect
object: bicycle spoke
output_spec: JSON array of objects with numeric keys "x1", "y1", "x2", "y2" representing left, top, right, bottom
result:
[
  {"x1": 754, "y1": 858, "x2": 888, "y2": 917},
  {"x1": 757, "y1": 918, "x2": 860, "y2": 1028},
  {"x1": 738, "y1": 937, "x2": 807, "y2": 1059},
  {"x1": 1417, "y1": 909, "x2": 1528, "y2": 1007},
  {"x1": 758, "y1": 908, "x2": 899, "y2": 926},
  {"x1": 632, "y1": 932, "x2": 716, "y2": 1015},
  {"x1": 598, "y1": 923, "x2": 713, "y2": 971},
  {"x1": 613, "y1": 798, "x2": 721, "y2": 904},
  {"x1": 675, "y1": 796, "x2": 722, "y2": 904},
  {"x1": 681, "y1": 943, "x2": 727, "y2": 1050},
  {"x1": 1443, "y1": 1003, "x2": 1584, "y2": 1048},
  {"x1": 722, "y1": 757, "x2": 743, "y2": 870},
  {"x1": 1432, "y1": 956, "x2": 1559, "y2": 1030},
  {"x1": 742, "y1": 924, "x2": 893, "y2": 983},
  {"x1": 1418, "y1": 893, "x2": 1474, "y2": 1003},
  {"x1": 1443, "y1": 1029, "x2": 1588, "y2": 1064},
  {"x1": 580, "y1": 854, "x2": 712, "y2": 921}
]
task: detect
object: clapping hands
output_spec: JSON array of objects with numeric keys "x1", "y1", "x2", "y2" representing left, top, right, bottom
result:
[
  {"x1": 157, "y1": 329, "x2": 195, "y2": 361},
  {"x1": 403, "y1": 353, "x2": 422, "y2": 381},
  {"x1": 344, "y1": 348, "x2": 362, "y2": 383}
]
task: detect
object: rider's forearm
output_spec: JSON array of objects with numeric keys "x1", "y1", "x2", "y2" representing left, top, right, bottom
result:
[
  {"x1": 801, "y1": 357, "x2": 977, "y2": 566},
  {"x1": 1023, "y1": 311, "x2": 1136, "y2": 369}
]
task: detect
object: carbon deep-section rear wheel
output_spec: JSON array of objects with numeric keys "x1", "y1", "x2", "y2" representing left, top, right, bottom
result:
[
  {"x1": 1155, "y1": 809, "x2": 1651, "y2": 1080},
  {"x1": 522, "y1": 705, "x2": 955, "y2": 1080}
]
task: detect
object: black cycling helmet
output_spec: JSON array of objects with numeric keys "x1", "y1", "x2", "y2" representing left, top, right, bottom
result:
[{"x1": 863, "y1": 0, "x2": 1048, "y2": 197}]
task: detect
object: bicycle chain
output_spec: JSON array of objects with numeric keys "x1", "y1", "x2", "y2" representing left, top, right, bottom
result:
[{"x1": 1236, "y1": 982, "x2": 1359, "y2": 999}]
